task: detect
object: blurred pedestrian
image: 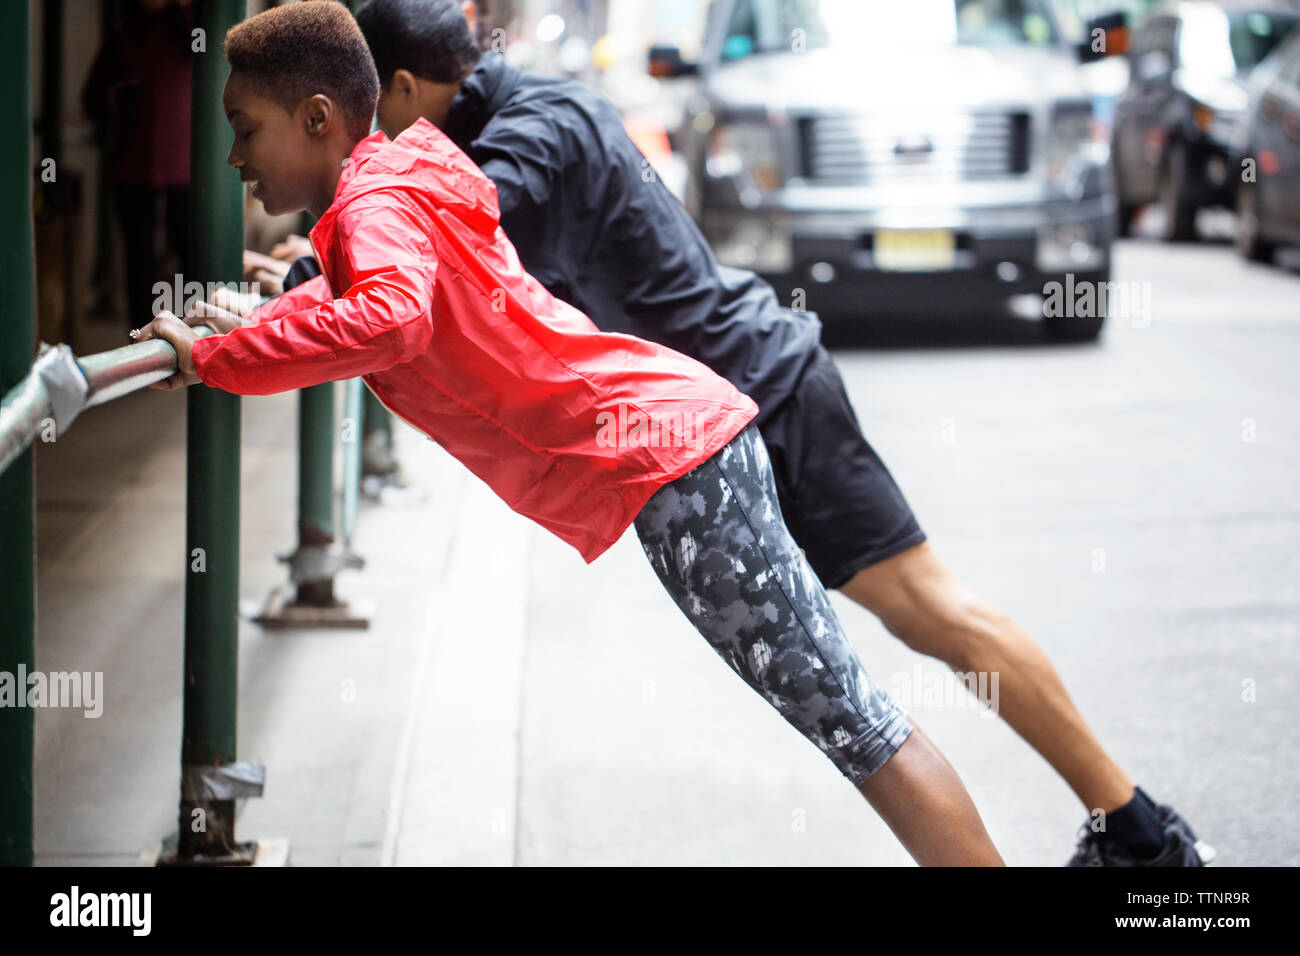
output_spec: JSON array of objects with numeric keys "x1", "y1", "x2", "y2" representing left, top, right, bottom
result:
[{"x1": 83, "y1": 0, "x2": 193, "y2": 333}]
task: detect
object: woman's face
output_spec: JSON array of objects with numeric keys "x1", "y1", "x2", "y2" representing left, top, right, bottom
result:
[{"x1": 223, "y1": 71, "x2": 321, "y2": 217}]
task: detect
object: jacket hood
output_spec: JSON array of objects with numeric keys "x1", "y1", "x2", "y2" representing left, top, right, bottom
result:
[{"x1": 323, "y1": 119, "x2": 501, "y2": 237}]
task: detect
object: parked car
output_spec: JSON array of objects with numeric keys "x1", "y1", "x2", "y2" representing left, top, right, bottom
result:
[
  {"x1": 1234, "y1": 24, "x2": 1300, "y2": 261},
  {"x1": 650, "y1": 0, "x2": 1121, "y2": 340},
  {"x1": 1110, "y1": 1, "x2": 1299, "y2": 241}
]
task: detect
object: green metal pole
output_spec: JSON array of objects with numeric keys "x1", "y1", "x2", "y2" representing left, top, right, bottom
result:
[
  {"x1": 342, "y1": 379, "x2": 364, "y2": 546},
  {"x1": 362, "y1": 388, "x2": 391, "y2": 444},
  {"x1": 179, "y1": 0, "x2": 244, "y2": 859},
  {"x1": 0, "y1": 0, "x2": 35, "y2": 869},
  {"x1": 296, "y1": 383, "x2": 337, "y2": 605}
]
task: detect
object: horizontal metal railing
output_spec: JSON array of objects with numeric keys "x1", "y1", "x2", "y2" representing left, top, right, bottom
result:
[{"x1": 0, "y1": 327, "x2": 219, "y2": 475}]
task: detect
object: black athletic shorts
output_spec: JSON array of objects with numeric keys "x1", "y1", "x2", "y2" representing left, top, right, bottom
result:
[{"x1": 759, "y1": 345, "x2": 927, "y2": 590}]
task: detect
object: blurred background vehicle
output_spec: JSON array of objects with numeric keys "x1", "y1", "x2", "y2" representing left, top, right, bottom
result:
[
  {"x1": 1110, "y1": 1, "x2": 1299, "y2": 241},
  {"x1": 1232, "y1": 23, "x2": 1300, "y2": 261},
  {"x1": 650, "y1": 0, "x2": 1122, "y2": 340}
]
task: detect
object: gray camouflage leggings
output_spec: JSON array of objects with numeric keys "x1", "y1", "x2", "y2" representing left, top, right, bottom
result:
[{"x1": 633, "y1": 423, "x2": 913, "y2": 786}]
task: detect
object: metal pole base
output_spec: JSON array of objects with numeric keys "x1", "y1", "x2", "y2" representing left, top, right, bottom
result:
[
  {"x1": 254, "y1": 585, "x2": 373, "y2": 630},
  {"x1": 139, "y1": 835, "x2": 290, "y2": 867}
]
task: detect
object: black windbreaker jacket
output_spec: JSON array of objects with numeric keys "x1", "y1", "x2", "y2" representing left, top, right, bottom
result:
[{"x1": 441, "y1": 52, "x2": 823, "y2": 426}]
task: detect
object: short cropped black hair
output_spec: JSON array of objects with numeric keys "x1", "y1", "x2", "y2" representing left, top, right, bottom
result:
[
  {"x1": 225, "y1": 1, "x2": 380, "y2": 142},
  {"x1": 356, "y1": 0, "x2": 483, "y2": 86}
]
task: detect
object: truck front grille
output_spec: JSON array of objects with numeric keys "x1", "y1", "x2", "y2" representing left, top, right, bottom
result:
[{"x1": 802, "y1": 111, "x2": 1031, "y2": 184}]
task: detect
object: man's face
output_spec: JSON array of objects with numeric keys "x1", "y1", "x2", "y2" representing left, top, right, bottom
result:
[{"x1": 224, "y1": 72, "x2": 319, "y2": 216}]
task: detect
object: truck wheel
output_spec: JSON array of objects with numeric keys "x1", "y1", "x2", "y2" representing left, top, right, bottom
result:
[
  {"x1": 1116, "y1": 200, "x2": 1141, "y2": 238},
  {"x1": 1159, "y1": 144, "x2": 1197, "y2": 242},
  {"x1": 1235, "y1": 180, "x2": 1275, "y2": 263},
  {"x1": 1111, "y1": 162, "x2": 1140, "y2": 237},
  {"x1": 1043, "y1": 270, "x2": 1108, "y2": 342}
]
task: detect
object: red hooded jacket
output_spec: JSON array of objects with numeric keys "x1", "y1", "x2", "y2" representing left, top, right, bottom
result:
[{"x1": 191, "y1": 118, "x2": 758, "y2": 562}]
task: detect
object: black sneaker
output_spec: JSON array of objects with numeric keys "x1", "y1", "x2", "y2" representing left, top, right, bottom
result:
[
  {"x1": 1065, "y1": 800, "x2": 1214, "y2": 867},
  {"x1": 1154, "y1": 801, "x2": 1216, "y2": 865}
]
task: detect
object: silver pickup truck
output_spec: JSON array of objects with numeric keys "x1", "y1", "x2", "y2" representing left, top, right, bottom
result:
[{"x1": 656, "y1": 0, "x2": 1119, "y2": 340}]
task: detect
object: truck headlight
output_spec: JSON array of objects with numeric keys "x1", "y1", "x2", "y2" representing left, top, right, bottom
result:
[
  {"x1": 1048, "y1": 103, "x2": 1096, "y2": 190},
  {"x1": 1037, "y1": 218, "x2": 1108, "y2": 272},
  {"x1": 713, "y1": 216, "x2": 793, "y2": 273},
  {"x1": 1177, "y1": 70, "x2": 1249, "y2": 135},
  {"x1": 707, "y1": 121, "x2": 786, "y2": 192},
  {"x1": 1198, "y1": 104, "x2": 1245, "y2": 148}
]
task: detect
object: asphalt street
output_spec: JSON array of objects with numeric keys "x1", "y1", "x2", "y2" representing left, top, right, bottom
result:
[{"x1": 809, "y1": 234, "x2": 1300, "y2": 865}]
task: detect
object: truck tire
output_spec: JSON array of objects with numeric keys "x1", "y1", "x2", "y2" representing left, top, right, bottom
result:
[
  {"x1": 1159, "y1": 143, "x2": 1197, "y2": 242},
  {"x1": 1235, "y1": 179, "x2": 1275, "y2": 263},
  {"x1": 1111, "y1": 160, "x2": 1140, "y2": 238},
  {"x1": 1043, "y1": 268, "x2": 1108, "y2": 342}
]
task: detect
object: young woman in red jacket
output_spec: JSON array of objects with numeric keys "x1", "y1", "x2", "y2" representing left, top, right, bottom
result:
[{"x1": 135, "y1": 1, "x2": 1002, "y2": 865}]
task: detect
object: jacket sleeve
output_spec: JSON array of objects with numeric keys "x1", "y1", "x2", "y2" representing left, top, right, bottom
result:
[
  {"x1": 192, "y1": 195, "x2": 438, "y2": 395},
  {"x1": 244, "y1": 273, "x2": 330, "y2": 326}
]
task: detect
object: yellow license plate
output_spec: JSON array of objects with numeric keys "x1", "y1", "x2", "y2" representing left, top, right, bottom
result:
[{"x1": 874, "y1": 229, "x2": 956, "y2": 271}]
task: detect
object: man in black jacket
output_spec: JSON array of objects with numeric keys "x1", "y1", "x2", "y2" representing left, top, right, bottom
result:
[{"x1": 352, "y1": 0, "x2": 1209, "y2": 867}]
